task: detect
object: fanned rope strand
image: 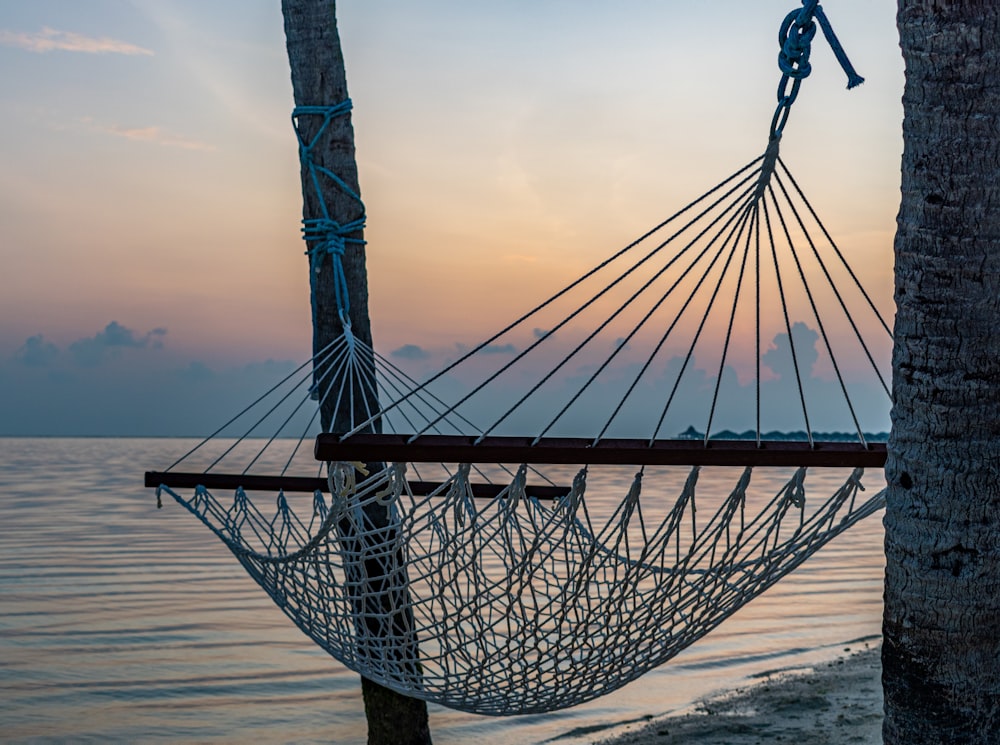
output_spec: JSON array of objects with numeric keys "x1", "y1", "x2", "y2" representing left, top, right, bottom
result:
[
  {"x1": 514, "y1": 181, "x2": 763, "y2": 444},
  {"x1": 761, "y1": 196, "x2": 815, "y2": 444},
  {"x1": 342, "y1": 160, "x2": 766, "y2": 441},
  {"x1": 777, "y1": 159, "x2": 891, "y2": 336},
  {"x1": 592, "y1": 191, "x2": 762, "y2": 444},
  {"x1": 704, "y1": 205, "x2": 759, "y2": 443},
  {"x1": 768, "y1": 177, "x2": 867, "y2": 444},
  {"x1": 540, "y1": 179, "x2": 765, "y2": 445},
  {"x1": 649, "y1": 201, "x2": 758, "y2": 444},
  {"x1": 773, "y1": 163, "x2": 891, "y2": 398}
]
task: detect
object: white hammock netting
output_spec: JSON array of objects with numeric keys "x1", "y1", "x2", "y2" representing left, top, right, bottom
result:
[
  {"x1": 157, "y1": 456, "x2": 882, "y2": 715},
  {"x1": 151, "y1": 143, "x2": 890, "y2": 714}
]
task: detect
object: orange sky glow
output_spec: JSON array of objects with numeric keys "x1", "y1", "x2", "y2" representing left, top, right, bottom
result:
[{"x1": 0, "y1": 1, "x2": 903, "y2": 434}]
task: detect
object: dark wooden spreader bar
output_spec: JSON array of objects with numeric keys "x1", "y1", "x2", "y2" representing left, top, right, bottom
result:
[
  {"x1": 314, "y1": 434, "x2": 888, "y2": 469},
  {"x1": 146, "y1": 437, "x2": 884, "y2": 501},
  {"x1": 144, "y1": 471, "x2": 570, "y2": 500},
  {"x1": 146, "y1": 471, "x2": 327, "y2": 494}
]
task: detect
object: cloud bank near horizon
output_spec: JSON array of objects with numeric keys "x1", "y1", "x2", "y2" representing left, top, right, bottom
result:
[
  {"x1": 1, "y1": 321, "x2": 298, "y2": 437},
  {"x1": 1, "y1": 321, "x2": 891, "y2": 439}
]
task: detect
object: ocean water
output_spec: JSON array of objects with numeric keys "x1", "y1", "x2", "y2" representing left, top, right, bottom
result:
[{"x1": 0, "y1": 437, "x2": 885, "y2": 744}]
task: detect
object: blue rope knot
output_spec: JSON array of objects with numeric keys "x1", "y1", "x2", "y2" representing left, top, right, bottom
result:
[
  {"x1": 769, "y1": 1, "x2": 865, "y2": 140},
  {"x1": 302, "y1": 217, "x2": 367, "y2": 262},
  {"x1": 778, "y1": 8, "x2": 818, "y2": 82},
  {"x1": 303, "y1": 216, "x2": 365, "y2": 316},
  {"x1": 292, "y1": 101, "x2": 355, "y2": 155}
]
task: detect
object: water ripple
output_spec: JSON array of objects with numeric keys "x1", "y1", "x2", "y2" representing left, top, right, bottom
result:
[{"x1": 0, "y1": 437, "x2": 885, "y2": 744}]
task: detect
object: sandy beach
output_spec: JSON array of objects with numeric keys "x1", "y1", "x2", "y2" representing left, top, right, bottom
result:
[{"x1": 597, "y1": 643, "x2": 882, "y2": 745}]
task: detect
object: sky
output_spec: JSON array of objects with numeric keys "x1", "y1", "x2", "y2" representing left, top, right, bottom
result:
[{"x1": 0, "y1": 1, "x2": 904, "y2": 436}]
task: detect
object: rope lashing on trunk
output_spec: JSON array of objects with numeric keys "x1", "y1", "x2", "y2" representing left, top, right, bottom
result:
[
  {"x1": 149, "y1": 0, "x2": 889, "y2": 716},
  {"x1": 293, "y1": 101, "x2": 365, "y2": 324}
]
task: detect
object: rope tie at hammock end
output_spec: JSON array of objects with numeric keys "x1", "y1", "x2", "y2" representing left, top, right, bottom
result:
[
  {"x1": 850, "y1": 467, "x2": 866, "y2": 490},
  {"x1": 558, "y1": 467, "x2": 588, "y2": 518},
  {"x1": 754, "y1": 137, "x2": 783, "y2": 202},
  {"x1": 505, "y1": 464, "x2": 529, "y2": 511},
  {"x1": 374, "y1": 462, "x2": 407, "y2": 505},
  {"x1": 785, "y1": 467, "x2": 808, "y2": 509}
]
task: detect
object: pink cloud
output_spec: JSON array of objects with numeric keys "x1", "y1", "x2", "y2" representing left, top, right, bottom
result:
[
  {"x1": 77, "y1": 117, "x2": 215, "y2": 151},
  {"x1": 0, "y1": 27, "x2": 153, "y2": 56},
  {"x1": 102, "y1": 123, "x2": 215, "y2": 151}
]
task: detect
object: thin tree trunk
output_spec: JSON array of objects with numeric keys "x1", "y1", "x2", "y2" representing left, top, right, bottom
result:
[
  {"x1": 281, "y1": 2, "x2": 432, "y2": 743},
  {"x1": 884, "y1": 2, "x2": 1000, "y2": 742}
]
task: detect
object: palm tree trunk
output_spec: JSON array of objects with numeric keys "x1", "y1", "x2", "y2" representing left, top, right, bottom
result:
[
  {"x1": 281, "y1": 2, "x2": 432, "y2": 743},
  {"x1": 884, "y1": 2, "x2": 1000, "y2": 742}
]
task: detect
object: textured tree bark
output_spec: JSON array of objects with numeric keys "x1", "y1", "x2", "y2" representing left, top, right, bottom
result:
[
  {"x1": 281, "y1": 2, "x2": 432, "y2": 743},
  {"x1": 884, "y1": 2, "x2": 1000, "y2": 742}
]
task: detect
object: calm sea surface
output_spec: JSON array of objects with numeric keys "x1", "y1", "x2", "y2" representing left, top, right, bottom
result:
[{"x1": 0, "y1": 437, "x2": 885, "y2": 744}]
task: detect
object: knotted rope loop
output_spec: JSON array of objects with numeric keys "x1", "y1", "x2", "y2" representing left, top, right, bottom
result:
[
  {"x1": 449, "y1": 463, "x2": 474, "y2": 527},
  {"x1": 730, "y1": 467, "x2": 752, "y2": 506},
  {"x1": 193, "y1": 484, "x2": 208, "y2": 510},
  {"x1": 769, "y1": 1, "x2": 864, "y2": 141},
  {"x1": 506, "y1": 464, "x2": 528, "y2": 512},
  {"x1": 292, "y1": 101, "x2": 354, "y2": 151},
  {"x1": 375, "y1": 462, "x2": 407, "y2": 505},
  {"x1": 619, "y1": 470, "x2": 644, "y2": 530},
  {"x1": 781, "y1": 467, "x2": 808, "y2": 509},
  {"x1": 778, "y1": 5, "x2": 818, "y2": 83},
  {"x1": 328, "y1": 461, "x2": 359, "y2": 515},
  {"x1": 313, "y1": 489, "x2": 328, "y2": 520},
  {"x1": 303, "y1": 215, "x2": 364, "y2": 320},
  {"x1": 561, "y1": 466, "x2": 588, "y2": 519},
  {"x1": 848, "y1": 467, "x2": 865, "y2": 491},
  {"x1": 843, "y1": 467, "x2": 865, "y2": 513},
  {"x1": 276, "y1": 488, "x2": 290, "y2": 517}
]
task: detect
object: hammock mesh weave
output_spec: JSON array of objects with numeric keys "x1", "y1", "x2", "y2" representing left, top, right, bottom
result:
[{"x1": 159, "y1": 459, "x2": 883, "y2": 714}]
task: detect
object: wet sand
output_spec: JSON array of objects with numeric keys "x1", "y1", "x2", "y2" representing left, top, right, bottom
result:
[{"x1": 596, "y1": 643, "x2": 882, "y2": 745}]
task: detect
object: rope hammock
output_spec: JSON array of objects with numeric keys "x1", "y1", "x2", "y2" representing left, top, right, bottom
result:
[{"x1": 149, "y1": 1, "x2": 890, "y2": 716}]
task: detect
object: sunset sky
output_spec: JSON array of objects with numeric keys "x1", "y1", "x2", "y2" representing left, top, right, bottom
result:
[{"x1": 0, "y1": 1, "x2": 904, "y2": 435}]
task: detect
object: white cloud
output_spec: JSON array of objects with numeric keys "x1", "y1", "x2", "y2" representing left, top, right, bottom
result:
[
  {"x1": 481, "y1": 343, "x2": 518, "y2": 355},
  {"x1": 14, "y1": 334, "x2": 59, "y2": 367},
  {"x1": 69, "y1": 321, "x2": 167, "y2": 366},
  {"x1": 0, "y1": 27, "x2": 154, "y2": 56},
  {"x1": 104, "y1": 124, "x2": 215, "y2": 151},
  {"x1": 79, "y1": 117, "x2": 215, "y2": 151},
  {"x1": 391, "y1": 344, "x2": 430, "y2": 361}
]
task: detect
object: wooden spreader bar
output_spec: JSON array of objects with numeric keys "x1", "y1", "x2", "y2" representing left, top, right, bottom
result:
[
  {"x1": 314, "y1": 434, "x2": 888, "y2": 469},
  {"x1": 144, "y1": 471, "x2": 569, "y2": 500},
  {"x1": 147, "y1": 437, "x2": 884, "y2": 502}
]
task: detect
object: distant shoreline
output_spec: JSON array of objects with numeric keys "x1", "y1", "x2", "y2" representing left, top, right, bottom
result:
[{"x1": 675, "y1": 425, "x2": 889, "y2": 442}]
